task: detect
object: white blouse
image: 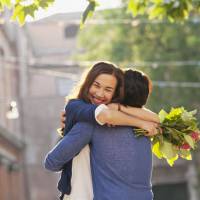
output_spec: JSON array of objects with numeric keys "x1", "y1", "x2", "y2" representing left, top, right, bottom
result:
[{"x1": 64, "y1": 145, "x2": 93, "y2": 200}]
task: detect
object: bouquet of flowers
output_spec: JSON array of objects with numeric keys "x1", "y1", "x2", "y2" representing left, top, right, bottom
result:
[{"x1": 135, "y1": 107, "x2": 200, "y2": 166}]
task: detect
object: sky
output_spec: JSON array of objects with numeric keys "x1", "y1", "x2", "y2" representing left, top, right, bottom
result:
[{"x1": 29, "y1": 0, "x2": 121, "y2": 21}]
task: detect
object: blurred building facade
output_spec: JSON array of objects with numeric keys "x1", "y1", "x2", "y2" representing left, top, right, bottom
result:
[
  {"x1": 0, "y1": 126, "x2": 25, "y2": 200},
  {"x1": 0, "y1": 11, "x2": 199, "y2": 200},
  {"x1": 0, "y1": 11, "x2": 83, "y2": 200},
  {"x1": 0, "y1": 15, "x2": 26, "y2": 200}
]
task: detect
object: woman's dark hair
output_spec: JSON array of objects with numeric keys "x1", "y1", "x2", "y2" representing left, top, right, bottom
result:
[
  {"x1": 76, "y1": 61, "x2": 124, "y2": 103},
  {"x1": 123, "y1": 69, "x2": 152, "y2": 108}
]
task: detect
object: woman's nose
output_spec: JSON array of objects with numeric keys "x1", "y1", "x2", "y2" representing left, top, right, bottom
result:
[{"x1": 96, "y1": 89, "x2": 104, "y2": 98}]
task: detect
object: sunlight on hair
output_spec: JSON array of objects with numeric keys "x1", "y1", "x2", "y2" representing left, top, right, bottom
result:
[{"x1": 65, "y1": 66, "x2": 91, "y2": 103}]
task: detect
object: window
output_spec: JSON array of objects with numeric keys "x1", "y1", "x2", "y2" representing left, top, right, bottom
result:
[
  {"x1": 64, "y1": 24, "x2": 79, "y2": 38},
  {"x1": 153, "y1": 182, "x2": 189, "y2": 200}
]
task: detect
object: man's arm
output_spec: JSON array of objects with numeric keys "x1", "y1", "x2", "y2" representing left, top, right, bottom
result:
[{"x1": 44, "y1": 122, "x2": 94, "y2": 172}]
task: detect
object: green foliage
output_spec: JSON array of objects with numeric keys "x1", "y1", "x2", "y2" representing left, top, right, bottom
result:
[
  {"x1": 0, "y1": 0, "x2": 55, "y2": 25},
  {"x1": 80, "y1": 0, "x2": 99, "y2": 29},
  {"x1": 184, "y1": 134, "x2": 195, "y2": 148},
  {"x1": 0, "y1": 0, "x2": 12, "y2": 11},
  {"x1": 81, "y1": 0, "x2": 200, "y2": 26},
  {"x1": 82, "y1": 0, "x2": 200, "y2": 25},
  {"x1": 128, "y1": 0, "x2": 148, "y2": 16},
  {"x1": 127, "y1": 0, "x2": 200, "y2": 22},
  {"x1": 1, "y1": 0, "x2": 200, "y2": 25}
]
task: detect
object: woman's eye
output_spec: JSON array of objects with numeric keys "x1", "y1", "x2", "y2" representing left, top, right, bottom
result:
[
  {"x1": 106, "y1": 89, "x2": 112, "y2": 93},
  {"x1": 93, "y1": 84, "x2": 99, "y2": 88}
]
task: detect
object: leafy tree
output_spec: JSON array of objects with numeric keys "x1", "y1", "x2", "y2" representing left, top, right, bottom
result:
[
  {"x1": 76, "y1": 8, "x2": 200, "y2": 117},
  {"x1": 0, "y1": 0, "x2": 54, "y2": 25},
  {"x1": 1, "y1": 0, "x2": 200, "y2": 25}
]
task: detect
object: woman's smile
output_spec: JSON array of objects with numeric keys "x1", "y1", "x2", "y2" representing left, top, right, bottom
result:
[{"x1": 90, "y1": 95, "x2": 106, "y2": 105}]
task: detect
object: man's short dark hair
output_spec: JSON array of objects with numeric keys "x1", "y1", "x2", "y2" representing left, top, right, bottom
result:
[{"x1": 123, "y1": 69, "x2": 152, "y2": 108}]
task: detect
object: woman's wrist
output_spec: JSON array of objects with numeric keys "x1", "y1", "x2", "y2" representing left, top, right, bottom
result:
[{"x1": 119, "y1": 104, "x2": 127, "y2": 113}]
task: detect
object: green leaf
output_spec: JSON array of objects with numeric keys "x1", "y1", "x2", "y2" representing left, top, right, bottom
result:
[
  {"x1": 184, "y1": 135, "x2": 195, "y2": 149},
  {"x1": 159, "y1": 141, "x2": 177, "y2": 159},
  {"x1": 158, "y1": 109, "x2": 168, "y2": 123},
  {"x1": 81, "y1": 0, "x2": 99, "y2": 28},
  {"x1": 38, "y1": 0, "x2": 55, "y2": 9},
  {"x1": 128, "y1": 0, "x2": 138, "y2": 16},
  {"x1": 9, "y1": 0, "x2": 55, "y2": 25},
  {"x1": 149, "y1": 6, "x2": 165, "y2": 20},
  {"x1": 1, "y1": 0, "x2": 11, "y2": 7},
  {"x1": 181, "y1": 109, "x2": 197, "y2": 122},
  {"x1": 166, "y1": 127, "x2": 184, "y2": 143},
  {"x1": 23, "y1": 4, "x2": 38, "y2": 18},
  {"x1": 152, "y1": 141, "x2": 163, "y2": 159},
  {"x1": 18, "y1": 8, "x2": 25, "y2": 25},
  {"x1": 10, "y1": 3, "x2": 27, "y2": 25},
  {"x1": 128, "y1": 0, "x2": 147, "y2": 16},
  {"x1": 0, "y1": 0, "x2": 11, "y2": 11},
  {"x1": 11, "y1": 4, "x2": 23, "y2": 21},
  {"x1": 167, "y1": 154, "x2": 178, "y2": 167},
  {"x1": 0, "y1": 2, "x2": 3, "y2": 11}
]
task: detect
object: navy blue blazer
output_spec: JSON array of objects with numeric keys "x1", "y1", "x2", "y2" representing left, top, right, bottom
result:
[{"x1": 57, "y1": 99, "x2": 97, "y2": 199}]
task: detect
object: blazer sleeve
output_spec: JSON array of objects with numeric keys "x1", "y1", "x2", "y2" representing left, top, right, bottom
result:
[
  {"x1": 44, "y1": 122, "x2": 94, "y2": 172},
  {"x1": 63, "y1": 99, "x2": 98, "y2": 136},
  {"x1": 65, "y1": 99, "x2": 98, "y2": 124}
]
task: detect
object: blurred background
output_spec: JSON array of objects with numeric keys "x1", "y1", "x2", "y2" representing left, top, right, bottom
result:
[{"x1": 0, "y1": 0, "x2": 200, "y2": 200}]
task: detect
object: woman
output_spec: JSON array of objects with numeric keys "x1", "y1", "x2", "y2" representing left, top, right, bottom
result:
[{"x1": 45, "y1": 62, "x2": 159, "y2": 200}]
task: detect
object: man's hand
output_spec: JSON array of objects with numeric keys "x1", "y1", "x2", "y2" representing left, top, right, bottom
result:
[{"x1": 141, "y1": 121, "x2": 161, "y2": 137}]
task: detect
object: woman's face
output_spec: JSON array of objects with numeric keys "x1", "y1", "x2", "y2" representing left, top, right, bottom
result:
[{"x1": 88, "y1": 74, "x2": 117, "y2": 105}]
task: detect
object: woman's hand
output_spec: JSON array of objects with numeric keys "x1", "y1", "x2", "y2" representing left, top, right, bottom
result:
[{"x1": 60, "y1": 111, "x2": 66, "y2": 130}]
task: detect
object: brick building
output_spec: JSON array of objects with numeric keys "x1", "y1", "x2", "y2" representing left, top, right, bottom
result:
[{"x1": 0, "y1": 126, "x2": 25, "y2": 200}]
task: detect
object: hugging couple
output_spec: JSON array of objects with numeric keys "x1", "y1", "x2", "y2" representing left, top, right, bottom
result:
[{"x1": 44, "y1": 61, "x2": 160, "y2": 200}]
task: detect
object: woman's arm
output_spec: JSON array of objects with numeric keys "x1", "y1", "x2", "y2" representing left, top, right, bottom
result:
[
  {"x1": 107, "y1": 103, "x2": 159, "y2": 123},
  {"x1": 62, "y1": 99, "x2": 97, "y2": 136},
  {"x1": 96, "y1": 108, "x2": 159, "y2": 136},
  {"x1": 120, "y1": 105, "x2": 159, "y2": 123},
  {"x1": 63, "y1": 99, "x2": 158, "y2": 135},
  {"x1": 65, "y1": 99, "x2": 159, "y2": 125},
  {"x1": 65, "y1": 99, "x2": 98, "y2": 124}
]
